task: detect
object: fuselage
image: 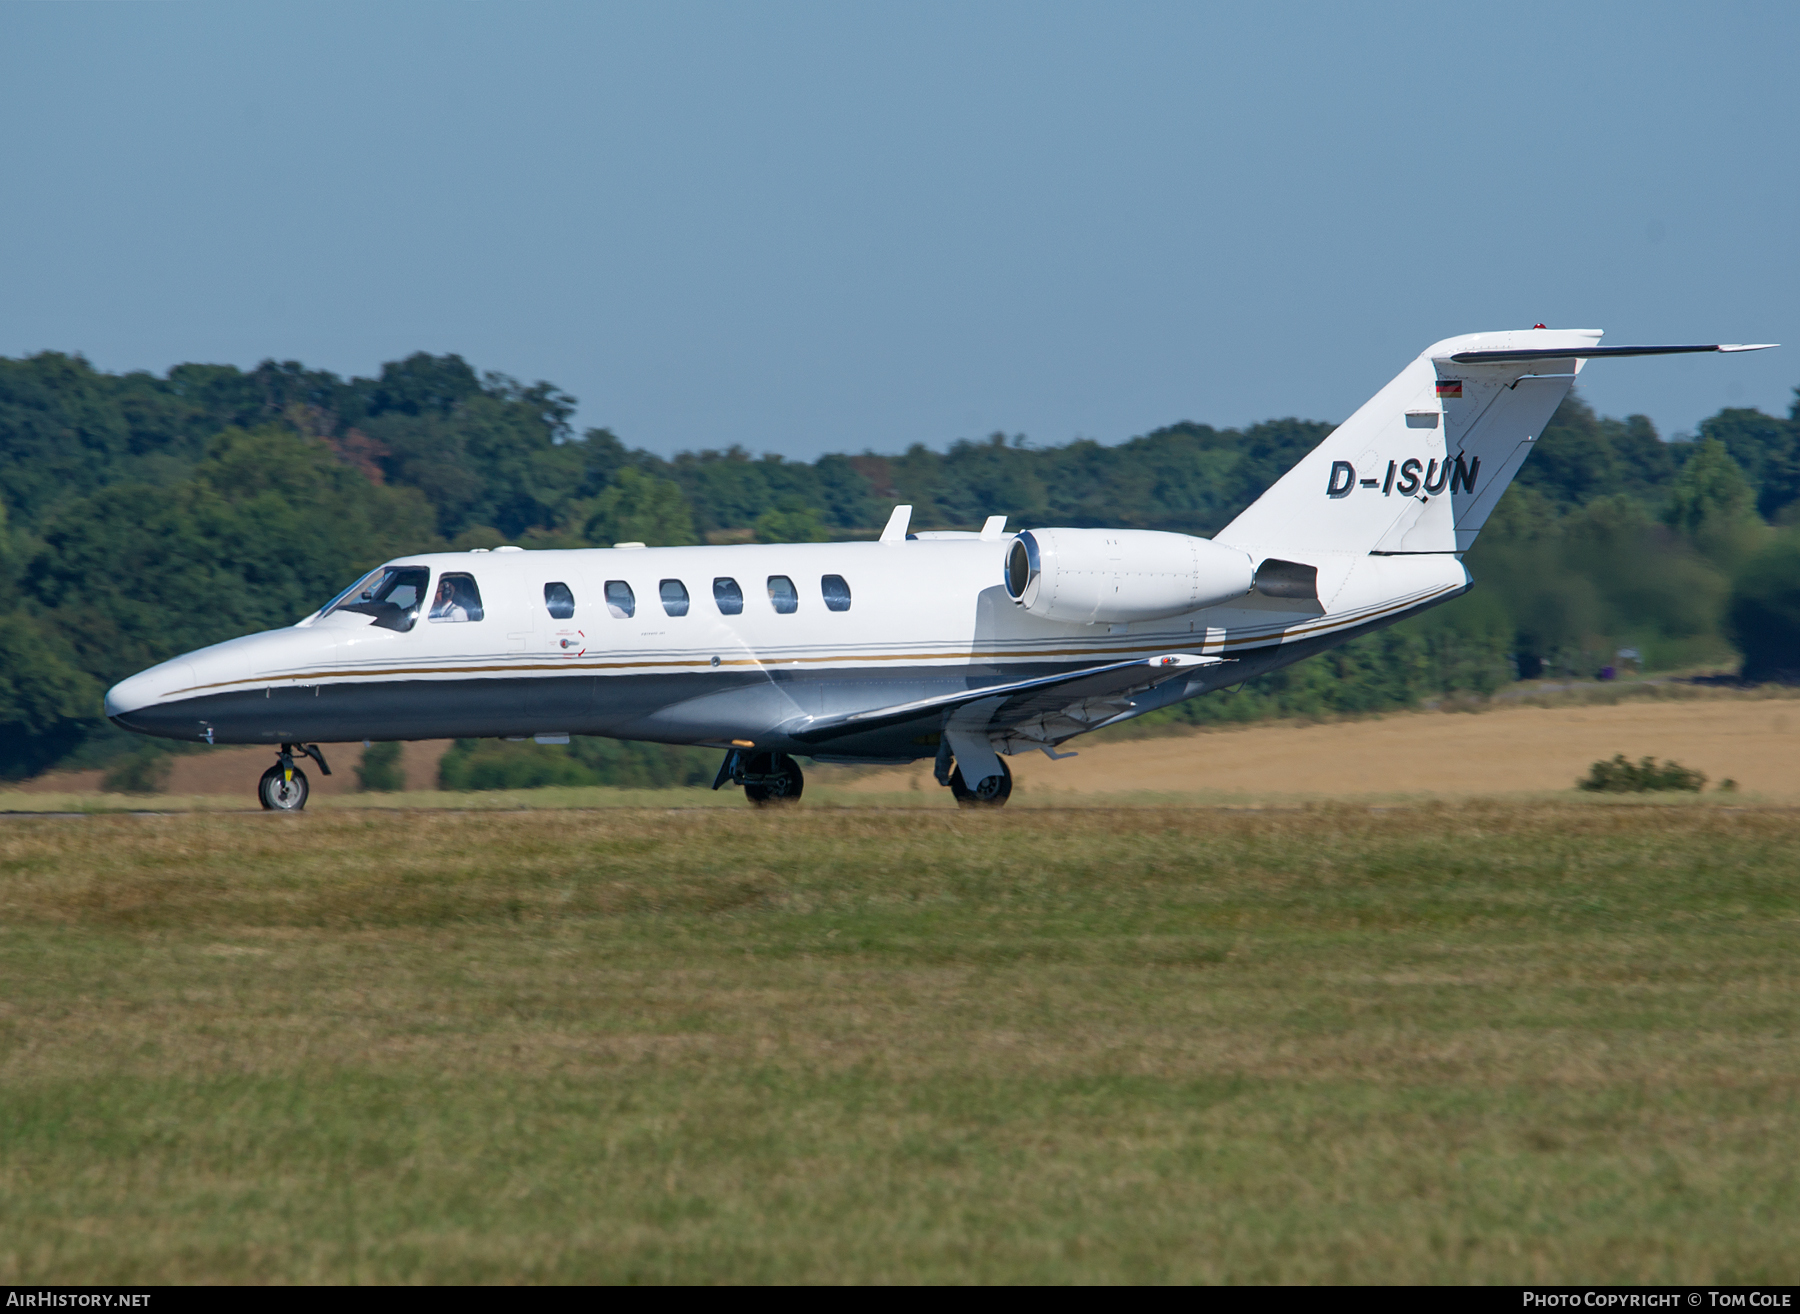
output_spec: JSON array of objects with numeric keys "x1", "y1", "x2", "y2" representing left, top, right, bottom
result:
[{"x1": 104, "y1": 535, "x2": 1468, "y2": 762}]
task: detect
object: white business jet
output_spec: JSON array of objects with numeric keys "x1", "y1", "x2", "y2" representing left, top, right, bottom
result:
[{"x1": 105, "y1": 329, "x2": 1773, "y2": 809}]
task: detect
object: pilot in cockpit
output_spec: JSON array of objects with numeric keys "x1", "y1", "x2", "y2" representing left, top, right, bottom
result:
[{"x1": 430, "y1": 578, "x2": 470, "y2": 623}]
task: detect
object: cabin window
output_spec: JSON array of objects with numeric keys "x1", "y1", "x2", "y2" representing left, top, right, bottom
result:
[
  {"x1": 821, "y1": 574, "x2": 851, "y2": 612},
  {"x1": 429, "y1": 572, "x2": 484, "y2": 623},
  {"x1": 604, "y1": 580, "x2": 636, "y2": 619},
  {"x1": 713, "y1": 577, "x2": 744, "y2": 615},
  {"x1": 660, "y1": 579, "x2": 690, "y2": 617},
  {"x1": 544, "y1": 582, "x2": 575, "y2": 620},
  {"x1": 767, "y1": 575, "x2": 799, "y2": 615},
  {"x1": 325, "y1": 565, "x2": 430, "y2": 632}
]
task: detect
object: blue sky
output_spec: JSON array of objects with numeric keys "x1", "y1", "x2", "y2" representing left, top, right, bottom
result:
[{"x1": 2, "y1": 2, "x2": 1794, "y2": 457}]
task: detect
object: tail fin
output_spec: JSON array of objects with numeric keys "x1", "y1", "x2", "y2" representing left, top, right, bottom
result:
[{"x1": 1216, "y1": 328, "x2": 1601, "y2": 558}]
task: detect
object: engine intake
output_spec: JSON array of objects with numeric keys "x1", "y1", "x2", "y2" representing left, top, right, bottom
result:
[{"x1": 1003, "y1": 528, "x2": 1255, "y2": 624}]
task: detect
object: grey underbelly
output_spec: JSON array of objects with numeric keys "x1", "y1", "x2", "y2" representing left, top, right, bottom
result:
[{"x1": 111, "y1": 663, "x2": 1074, "y2": 755}]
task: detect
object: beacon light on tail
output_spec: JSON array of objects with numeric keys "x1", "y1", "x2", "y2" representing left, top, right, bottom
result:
[{"x1": 104, "y1": 327, "x2": 1774, "y2": 810}]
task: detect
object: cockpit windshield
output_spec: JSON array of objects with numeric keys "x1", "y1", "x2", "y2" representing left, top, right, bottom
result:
[{"x1": 322, "y1": 565, "x2": 431, "y2": 632}]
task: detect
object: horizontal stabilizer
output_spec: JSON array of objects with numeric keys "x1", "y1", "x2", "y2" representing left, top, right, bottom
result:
[{"x1": 1449, "y1": 343, "x2": 1776, "y2": 364}]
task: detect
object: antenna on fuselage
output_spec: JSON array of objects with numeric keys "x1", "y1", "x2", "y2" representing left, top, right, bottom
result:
[{"x1": 879, "y1": 505, "x2": 913, "y2": 544}]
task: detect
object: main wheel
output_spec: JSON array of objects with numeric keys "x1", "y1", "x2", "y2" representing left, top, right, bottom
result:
[
  {"x1": 743, "y1": 751, "x2": 804, "y2": 805},
  {"x1": 948, "y1": 757, "x2": 1012, "y2": 807},
  {"x1": 258, "y1": 763, "x2": 310, "y2": 811}
]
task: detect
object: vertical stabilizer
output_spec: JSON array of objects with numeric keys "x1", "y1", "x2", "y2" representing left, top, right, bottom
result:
[{"x1": 1216, "y1": 329, "x2": 1598, "y2": 559}]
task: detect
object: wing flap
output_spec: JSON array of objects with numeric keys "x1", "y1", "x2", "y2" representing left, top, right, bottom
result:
[{"x1": 787, "y1": 653, "x2": 1225, "y2": 746}]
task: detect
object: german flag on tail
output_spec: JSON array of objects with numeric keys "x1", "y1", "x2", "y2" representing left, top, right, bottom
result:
[{"x1": 1436, "y1": 380, "x2": 1462, "y2": 399}]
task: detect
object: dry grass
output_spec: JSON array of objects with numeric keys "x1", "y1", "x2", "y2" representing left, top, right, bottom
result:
[
  {"x1": 834, "y1": 692, "x2": 1800, "y2": 804},
  {"x1": 0, "y1": 803, "x2": 1796, "y2": 1282}
]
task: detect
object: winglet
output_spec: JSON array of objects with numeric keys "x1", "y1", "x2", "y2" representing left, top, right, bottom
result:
[
  {"x1": 879, "y1": 505, "x2": 912, "y2": 544},
  {"x1": 979, "y1": 515, "x2": 1007, "y2": 541}
]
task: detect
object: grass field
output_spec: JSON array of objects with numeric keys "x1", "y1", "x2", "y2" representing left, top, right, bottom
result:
[{"x1": 1, "y1": 802, "x2": 1796, "y2": 1282}]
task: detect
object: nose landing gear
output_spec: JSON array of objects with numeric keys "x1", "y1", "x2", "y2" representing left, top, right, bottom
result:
[{"x1": 258, "y1": 743, "x2": 332, "y2": 811}]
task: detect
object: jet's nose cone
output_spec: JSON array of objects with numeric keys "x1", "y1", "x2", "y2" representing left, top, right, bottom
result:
[{"x1": 105, "y1": 661, "x2": 197, "y2": 721}]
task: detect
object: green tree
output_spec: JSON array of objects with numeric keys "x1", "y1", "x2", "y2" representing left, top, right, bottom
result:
[
  {"x1": 753, "y1": 498, "x2": 829, "y2": 543},
  {"x1": 0, "y1": 611, "x2": 104, "y2": 778},
  {"x1": 25, "y1": 427, "x2": 439, "y2": 688},
  {"x1": 1517, "y1": 393, "x2": 1673, "y2": 509},
  {"x1": 1431, "y1": 487, "x2": 1735, "y2": 679},
  {"x1": 355, "y1": 356, "x2": 589, "y2": 540},
  {"x1": 1727, "y1": 530, "x2": 1800, "y2": 681},
  {"x1": 1663, "y1": 437, "x2": 1763, "y2": 569},
  {"x1": 1696, "y1": 406, "x2": 1800, "y2": 521},
  {"x1": 578, "y1": 468, "x2": 698, "y2": 546}
]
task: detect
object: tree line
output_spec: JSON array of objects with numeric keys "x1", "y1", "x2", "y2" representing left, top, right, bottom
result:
[{"x1": 1, "y1": 348, "x2": 1797, "y2": 783}]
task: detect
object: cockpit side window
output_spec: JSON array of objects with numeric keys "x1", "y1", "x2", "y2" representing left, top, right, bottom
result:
[
  {"x1": 713, "y1": 577, "x2": 743, "y2": 615},
  {"x1": 767, "y1": 575, "x2": 799, "y2": 614},
  {"x1": 429, "y1": 572, "x2": 485, "y2": 623},
  {"x1": 319, "y1": 567, "x2": 386, "y2": 618},
  {"x1": 325, "y1": 565, "x2": 431, "y2": 633},
  {"x1": 605, "y1": 580, "x2": 636, "y2": 619},
  {"x1": 544, "y1": 582, "x2": 575, "y2": 620}
]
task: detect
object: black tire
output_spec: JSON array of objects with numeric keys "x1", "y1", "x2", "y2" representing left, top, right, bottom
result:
[
  {"x1": 743, "y1": 751, "x2": 804, "y2": 805},
  {"x1": 258, "y1": 763, "x2": 309, "y2": 811},
  {"x1": 949, "y1": 757, "x2": 1012, "y2": 807}
]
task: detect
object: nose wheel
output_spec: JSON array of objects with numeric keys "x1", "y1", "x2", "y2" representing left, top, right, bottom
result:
[
  {"x1": 258, "y1": 743, "x2": 332, "y2": 811},
  {"x1": 259, "y1": 762, "x2": 309, "y2": 811}
]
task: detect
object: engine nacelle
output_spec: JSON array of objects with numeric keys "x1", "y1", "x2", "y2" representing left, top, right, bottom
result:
[{"x1": 1003, "y1": 528, "x2": 1255, "y2": 624}]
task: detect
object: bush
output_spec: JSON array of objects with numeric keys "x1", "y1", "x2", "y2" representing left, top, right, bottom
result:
[
  {"x1": 439, "y1": 740, "x2": 597, "y2": 791},
  {"x1": 101, "y1": 745, "x2": 173, "y2": 795},
  {"x1": 356, "y1": 741, "x2": 406, "y2": 791},
  {"x1": 1577, "y1": 754, "x2": 1707, "y2": 793},
  {"x1": 437, "y1": 736, "x2": 719, "y2": 791}
]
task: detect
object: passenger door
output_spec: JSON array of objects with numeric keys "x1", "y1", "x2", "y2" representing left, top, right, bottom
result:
[{"x1": 533, "y1": 579, "x2": 592, "y2": 659}]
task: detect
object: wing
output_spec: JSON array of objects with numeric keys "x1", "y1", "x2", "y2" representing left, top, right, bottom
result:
[{"x1": 786, "y1": 652, "x2": 1228, "y2": 751}]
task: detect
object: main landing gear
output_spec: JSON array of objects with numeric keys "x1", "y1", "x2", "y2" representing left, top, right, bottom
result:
[
  {"x1": 933, "y1": 737, "x2": 1014, "y2": 808},
  {"x1": 712, "y1": 748, "x2": 805, "y2": 805},
  {"x1": 948, "y1": 758, "x2": 1012, "y2": 807},
  {"x1": 258, "y1": 743, "x2": 332, "y2": 812},
  {"x1": 708, "y1": 743, "x2": 1013, "y2": 809}
]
